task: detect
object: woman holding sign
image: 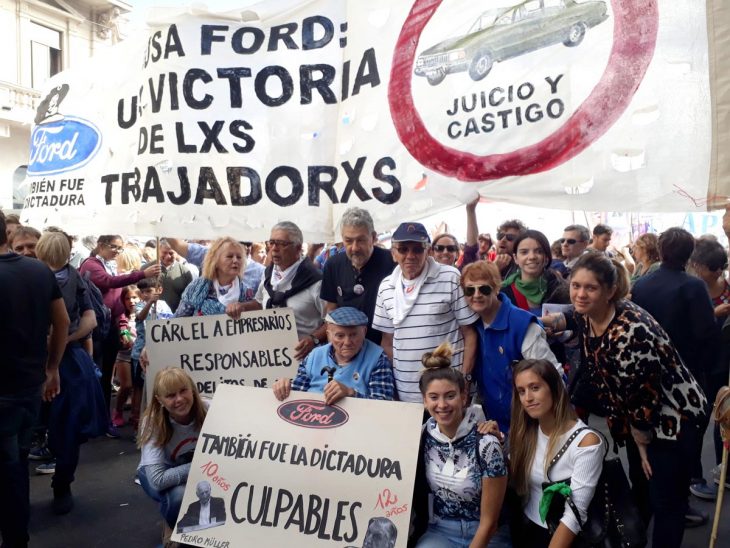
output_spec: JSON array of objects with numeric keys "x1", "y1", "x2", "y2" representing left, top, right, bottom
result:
[
  {"x1": 411, "y1": 343, "x2": 508, "y2": 548},
  {"x1": 137, "y1": 368, "x2": 208, "y2": 539},
  {"x1": 174, "y1": 237, "x2": 260, "y2": 317}
]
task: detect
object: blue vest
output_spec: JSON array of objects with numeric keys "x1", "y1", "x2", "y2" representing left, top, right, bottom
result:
[
  {"x1": 305, "y1": 339, "x2": 384, "y2": 396},
  {"x1": 475, "y1": 293, "x2": 537, "y2": 433}
]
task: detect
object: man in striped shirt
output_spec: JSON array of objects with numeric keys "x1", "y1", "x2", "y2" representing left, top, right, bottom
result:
[{"x1": 373, "y1": 223, "x2": 478, "y2": 403}]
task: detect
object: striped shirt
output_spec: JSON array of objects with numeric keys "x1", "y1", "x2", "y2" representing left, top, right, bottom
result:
[{"x1": 373, "y1": 259, "x2": 478, "y2": 402}]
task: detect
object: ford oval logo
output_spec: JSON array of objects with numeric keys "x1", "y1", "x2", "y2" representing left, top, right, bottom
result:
[
  {"x1": 27, "y1": 117, "x2": 102, "y2": 176},
  {"x1": 277, "y1": 399, "x2": 349, "y2": 429}
]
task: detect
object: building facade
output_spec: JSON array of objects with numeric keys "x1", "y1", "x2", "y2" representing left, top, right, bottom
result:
[{"x1": 0, "y1": 0, "x2": 131, "y2": 211}]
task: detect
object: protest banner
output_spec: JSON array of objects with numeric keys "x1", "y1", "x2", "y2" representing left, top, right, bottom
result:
[
  {"x1": 145, "y1": 308, "x2": 298, "y2": 401},
  {"x1": 171, "y1": 384, "x2": 422, "y2": 547},
  {"x1": 19, "y1": 0, "x2": 730, "y2": 239}
]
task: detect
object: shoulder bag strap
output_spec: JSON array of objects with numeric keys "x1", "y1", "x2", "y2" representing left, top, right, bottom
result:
[{"x1": 546, "y1": 426, "x2": 588, "y2": 481}]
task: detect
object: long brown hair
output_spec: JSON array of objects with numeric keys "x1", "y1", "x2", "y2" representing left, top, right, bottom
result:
[
  {"x1": 137, "y1": 368, "x2": 207, "y2": 449},
  {"x1": 509, "y1": 359, "x2": 577, "y2": 496}
]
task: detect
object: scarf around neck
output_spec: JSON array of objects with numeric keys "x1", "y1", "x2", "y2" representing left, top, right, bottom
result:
[
  {"x1": 392, "y1": 258, "x2": 432, "y2": 326},
  {"x1": 503, "y1": 270, "x2": 546, "y2": 304},
  {"x1": 213, "y1": 276, "x2": 241, "y2": 307},
  {"x1": 263, "y1": 258, "x2": 321, "y2": 309}
]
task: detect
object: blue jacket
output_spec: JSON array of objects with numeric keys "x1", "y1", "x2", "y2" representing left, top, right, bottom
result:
[
  {"x1": 304, "y1": 339, "x2": 384, "y2": 397},
  {"x1": 475, "y1": 293, "x2": 537, "y2": 432}
]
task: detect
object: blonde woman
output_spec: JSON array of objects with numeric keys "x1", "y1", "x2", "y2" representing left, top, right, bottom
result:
[
  {"x1": 137, "y1": 368, "x2": 208, "y2": 531},
  {"x1": 509, "y1": 359, "x2": 603, "y2": 547},
  {"x1": 174, "y1": 237, "x2": 260, "y2": 317}
]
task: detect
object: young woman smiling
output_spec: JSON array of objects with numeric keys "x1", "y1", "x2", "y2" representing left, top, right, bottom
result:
[
  {"x1": 410, "y1": 343, "x2": 509, "y2": 548},
  {"x1": 545, "y1": 253, "x2": 707, "y2": 548},
  {"x1": 501, "y1": 230, "x2": 569, "y2": 315},
  {"x1": 509, "y1": 359, "x2": 603, "y2": 548}
]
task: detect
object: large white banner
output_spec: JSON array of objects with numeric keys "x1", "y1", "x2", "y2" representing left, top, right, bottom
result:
[
  {"x1": 172, "y1": 385, "x2": 423, "y2": 547},
  {"x1": 20, "y1": 1, "x2": 730, "y2": 239},
  {"x1": 145, "y1": 309, "x2": 299, "y2": 401}
]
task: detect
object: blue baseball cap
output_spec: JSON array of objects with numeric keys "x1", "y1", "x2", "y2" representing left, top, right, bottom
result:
[
  {"x1": 325, "y1": 307, "x2": 369, "y2": 326},
  {"x1": 392, "y1": 222, "x2": 430, "y2": 244}
]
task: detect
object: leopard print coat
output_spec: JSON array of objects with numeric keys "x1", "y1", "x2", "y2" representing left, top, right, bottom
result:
[{"x1": 573, "y1": 300, "x2": 706, "y2": 443}]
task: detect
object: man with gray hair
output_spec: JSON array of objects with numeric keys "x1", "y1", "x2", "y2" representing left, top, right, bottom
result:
[
  {"x1": 141, "y1": 238, "x2": 192, "y2": 313},
  {"x1": 320, "y1": 207, "x2": 395, "y2": 344},
  {"x1": 252, "y1": 221, "x2": 326, "y2": 361}
]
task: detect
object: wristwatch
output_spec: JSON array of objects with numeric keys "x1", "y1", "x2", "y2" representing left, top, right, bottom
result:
[
  {"x1": 464, "y1": 373, "x2": 473, "y2": 382},
  {"x1": 309, "y1": 334, "x2": 321, "y2": 346}
]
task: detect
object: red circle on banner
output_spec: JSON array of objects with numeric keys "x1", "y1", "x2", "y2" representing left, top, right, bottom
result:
[{"x1": 388, "y1": 0, "x2": 659, "y2": 181}]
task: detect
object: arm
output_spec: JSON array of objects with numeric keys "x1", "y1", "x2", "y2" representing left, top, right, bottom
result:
[
  {"x1": 82, "y1": 259, "x2": 147, "y2": 292},
  {"x1": 273, "y1": 358, "x2": 312, "y2": 400},
  {"x1": 136, "y1": 298, "x2": 157, "y2": 322},
  {"x1": 141, "y1": 462, "x2": 192, "y2": 492},
  {"x1": 165, "y1": 238, "x2": 189, "y2": 259},
  {"x1": 44, "y1": 298, "x2": 70, "y2": 401},
  {"x1": 521, "y1": 323, "x2": 564, "y2": 377},
  {"x1": 460, "y1": 324, "x2": 477, "y2": 376},
  {"x1": 470, "y1": 476, "x2": 507, "y2": 548},
  {"x1": 360, "y1": 353, "x2": 395, "y2": 400},
  {"x1": 380, "y1": 332, "x2": 394, "y2": 364},
  {"x1": 324, "y1": 301, "x2": 337, "y2": 314},
  {"x1": 67, "y1": 309, "x2": 97, "y2": 343},
  {"x1": 465, "y1": 196, "x2": 479, "y2": 246}
]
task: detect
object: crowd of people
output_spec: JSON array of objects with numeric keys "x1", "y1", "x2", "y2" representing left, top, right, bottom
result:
[{"x1": 1, "y1": 204, "x2": 728, "y2": 548}]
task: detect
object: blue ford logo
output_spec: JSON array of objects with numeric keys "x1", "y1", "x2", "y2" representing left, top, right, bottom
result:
[{"x1": 27, "y1": 117, "x2": 101, "y2": 176}]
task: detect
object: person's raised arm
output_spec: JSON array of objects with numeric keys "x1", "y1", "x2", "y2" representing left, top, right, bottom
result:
[
  {"x1": 165, "y1": 238, "x2": 189, "y2": 259},
  {"x1": 466, "y1": 196, "x2": 480, "y2": 247}
]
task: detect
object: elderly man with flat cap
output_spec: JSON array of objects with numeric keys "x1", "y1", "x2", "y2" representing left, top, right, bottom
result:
[
  {"x1": 273, "y1": 307, "x2": 395, "y2": 405},
  {"x1": 373, "y1": 222, "x2": 478, "y2": 403}
]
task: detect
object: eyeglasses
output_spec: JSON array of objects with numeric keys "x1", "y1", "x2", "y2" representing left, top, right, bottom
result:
[
  {"x1": 496, "y1": 232, "x2": 517, "y2": 242},
  {"x1": 463, "y1": 284, "x2": 493, "y2": 297},
  {"x1": 433, "y1": 244, "x2": 458, "y2": 253},
  {"x1": 559, "y1": 238, "x2": 579, "y2": 245},
  {"x1": 394, "y1": 245, "x2": 426, "y2": 255},
  {"x1": 105, "y1": 243, "x2": 123, "y2": 252},
  {"x1": 267, "y1": 240, "x2": 293, "y2": 248}
]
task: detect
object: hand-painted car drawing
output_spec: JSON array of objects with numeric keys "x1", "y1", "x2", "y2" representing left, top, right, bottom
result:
[{"x1": 414, "y1": 0, "x2": 609, "y2": 85}]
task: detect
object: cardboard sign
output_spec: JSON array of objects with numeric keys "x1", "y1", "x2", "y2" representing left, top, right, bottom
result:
[
  {"x1": 145, "y1": 309, "x2": 298, "y2": 401},
  {"x1": 171, "y1": 385, "x2": 423, "y2": 547},
  {"x1": 19, "y1": 1, "x2": 730, "y2": 240}
]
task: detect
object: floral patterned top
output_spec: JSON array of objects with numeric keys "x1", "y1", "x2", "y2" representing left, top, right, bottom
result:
[{"x1": 422, "y1": 407, "x2": 507, "y2": 522}]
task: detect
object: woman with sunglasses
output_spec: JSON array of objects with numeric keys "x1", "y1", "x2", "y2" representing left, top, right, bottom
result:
[
  {"x1": 462, "y1": 261, "x2": 562, "y2": 435},
  {"x1": 431, "y1": 233, "x2": 461, "y2": 267},
  {"x1": 79, "y1": 235, "x2": 161, "y2": 435}
]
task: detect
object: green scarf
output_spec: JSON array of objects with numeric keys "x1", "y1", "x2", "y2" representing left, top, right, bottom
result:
[
  {"x1": 539, "y1": 482, "x2": 573, "y2": 523},
  {"x1": 502, "y1": 270, "x2": 547, "y2": 304}
]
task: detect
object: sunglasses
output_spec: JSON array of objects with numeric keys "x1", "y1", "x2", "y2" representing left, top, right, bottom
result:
[
  {"x1": 433, "y1": 244, "x2": 458, "y2": 253},
  {"x1": 267, "y1": 239, "x2": 293, "y2": 248},
  {"x1": 394, "y1": 245, "x2": 426, "y2": 255},
  {"x1": 559, "y1": 238, "x2": 579, "y2": 245},
  {"x1": 496, "y1": 232, "x2": 517, "y2": 242},
  {"x1": 464, "y1": 284, "x2": 493, "y2": 297}
]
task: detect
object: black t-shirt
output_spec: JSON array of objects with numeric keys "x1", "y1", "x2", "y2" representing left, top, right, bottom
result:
[
  {"x1": 0, "y1": 253, "x2": 62, "y2": 394},
  {"x1": 320, "y1": 247, "x2": 395, "y2": 344}
]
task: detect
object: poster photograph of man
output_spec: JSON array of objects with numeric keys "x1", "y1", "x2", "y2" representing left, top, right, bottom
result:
[{"x1": 176, "y1": 481, "x2": 227, "y2": 533}]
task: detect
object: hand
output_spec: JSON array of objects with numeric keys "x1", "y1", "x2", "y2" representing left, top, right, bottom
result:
[
  {"x1": 494, "y1": 253, "x2": 511, "y2": 270},
  {"x1": 143, "y1": 264, "x2": 162, "y2": 278},
  {"x1": 715, "y1": 303, "x2": 730, "y2": 318},
  {"x1": 476, "y1": 420, "x2": 504, "y2": 442},
  {"x1": 323, "y1": 380, "x2": 354, "y2": 405},
  {"x1": 294, "y1": 336, "x2": 315, "y2": 361},
  {"x1": 466, "y1": 195, "x2": 480, "y2": 210},
  {"x1": 225, "y1": 302, "x2": 243, "y2": 319},
  {"x1": 140, "y1": 347, "x2": 149, "y2": 371},
  {"x1": 636, "y1": 442, "x2": 653, "y2": 480},
  {"x1": 273, "y1": 378, "x2": 292, "y2": 401},
  {"x1": 42, "y1": 369, "x2": 60, "y2": 402}
]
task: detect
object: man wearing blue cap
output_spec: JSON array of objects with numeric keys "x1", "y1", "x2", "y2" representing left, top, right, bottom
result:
[
  {"x1": 373, "y1": 222, "x2": 478, "y2": 403},
  {"x1": 272, "y1": 307, "x2": 395, "y2": 404}
]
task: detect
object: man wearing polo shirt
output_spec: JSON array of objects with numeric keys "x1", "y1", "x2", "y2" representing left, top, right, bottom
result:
[
  {"x1": 272, "y1": 307, "x2": 395, "y2": 404},
  {"x1": 373, "y1": 222, "x2": 478, "y2": 403},
  {"x1": 321, "y1": 208, "x2": 395, "y2": 344}
]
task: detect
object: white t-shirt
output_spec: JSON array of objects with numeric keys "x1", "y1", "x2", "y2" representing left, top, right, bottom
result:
[{"x1": 524, "y1": 420, "x2": 604, "y2": 534}]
